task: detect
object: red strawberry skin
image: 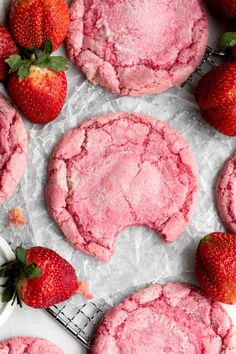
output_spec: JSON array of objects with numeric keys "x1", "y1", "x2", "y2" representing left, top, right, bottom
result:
[
  {"x1": 10, "y1": 0, "x2": 69, "y2": 51},
  {"x1": 196, "y1": 63, "x2": 236, "y2": 136},
  {"x1": 196, "y1": 232, "x2": 236, "y2": 304},
  {"x1": 18, "y1": 247, "x2": 78, "y2": 308},
  {"x1": 0, "y1": 24, "x2": 18, "y2": 81},
  {"x1": 209, "y1": 0, "x2": 236, "y2": 18},
  {"x1": 8, "y1": 66, "x2": 67, "y2": 124}
]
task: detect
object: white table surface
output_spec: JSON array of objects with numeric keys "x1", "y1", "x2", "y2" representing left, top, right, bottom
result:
[
  {"x1": 0, "y1": 6, "x2": 235, "y2": 354},
  {"x1": 0, "y1": 307, "x2": 86, "y2": 353}
]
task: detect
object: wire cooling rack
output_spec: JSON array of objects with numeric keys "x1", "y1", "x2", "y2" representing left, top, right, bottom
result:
[
  {"x1": 42, "y1": 45, "x2": 226, "y2": 349},
  {"x1": 182, "y1": 46, "x2": 225, "y2": 89},
  {"x1": 45, "y1": 284, "x2": 145, "y2": 349},
  {"x1": 46, "y1": 299, "x2": 110, "y2": 348}
]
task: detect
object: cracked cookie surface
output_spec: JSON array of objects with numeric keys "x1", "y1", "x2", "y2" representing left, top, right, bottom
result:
[
  {"x1": 0, "y1": 337, "x2": 63, "y2": 354},
  {"x1": 92, "y1": 282, "x2": 236, "y2": 354},
  {"x1": 46, "y1": 113, "x2": 197, "y2": 262},
  {"x1": 66, "y1": 0, "x2": 208, "y2": 96},
  {"x1": 216, "y1": 153, "x2": 236, "y2": 233},
  {"x1": 0, "y1": 94, "x2": 28, "y2": 205}
]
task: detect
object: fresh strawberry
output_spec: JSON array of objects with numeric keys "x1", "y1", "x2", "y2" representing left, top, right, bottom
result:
[
  {"x1": 8, "y1": 67, "x2": 67, "y2": 124},
  {"x1": 196, "y1": 63, "x2": 236, "y2": 136},
  {"x1": 0, "y1": 24, "x2": 18, "y2": 81},
  {"x1": 209, "y1": 0, "x2": 236, "y2": 18},
  {"x1": 10, "y1": 0, "x2": 69, "y2": 51},
  {"x1": 0, "y1": 246, "x2": 93, "y2": 308},
  {"x1": 196, "y1": 232, "x2": 236, "y2": 304},
  {"x1": 6, "y1": 41, "x2": 68, "y2": 124}
]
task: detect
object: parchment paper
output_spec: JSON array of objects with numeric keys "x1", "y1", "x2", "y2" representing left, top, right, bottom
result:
[{"x1": 1, "y1": 0, "x2": 236, "y2": 306}]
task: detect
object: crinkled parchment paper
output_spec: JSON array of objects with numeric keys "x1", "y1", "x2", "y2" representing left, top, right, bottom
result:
[
  {"x1": 3, "y1": 80, "x2": 236, "y2": 304},
  {"x1": 1, "y1": 0, "x2": 236, "y2": 306}
]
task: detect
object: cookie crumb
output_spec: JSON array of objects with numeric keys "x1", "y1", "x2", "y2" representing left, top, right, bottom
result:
[
  {"x1": 77, "y1": 280, "x2": 93, "y2": 299},
  {"x1": 6, "y1": 208, "x2": 26, "y2": 228}
]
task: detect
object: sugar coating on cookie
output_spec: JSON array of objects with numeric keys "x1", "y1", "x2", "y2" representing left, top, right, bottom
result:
[
  {"x1": 66, "y1": 0, "x2": 208, "y2": 96},
  {"x1": 0, "y1": 337, "x2": 63, "y2": 354},
  {"x1": 0, "y1": 94, "x2": 28, "y2": 204},
  {"x1": 91, "y1": 282, "x2": 236, "y2": 354},
  {"x1": 216, "y1": 153, "x2": 236, "y2": 233},
  {"x1": 46, "y1": 113, "x2": 197, "y2": 262}
]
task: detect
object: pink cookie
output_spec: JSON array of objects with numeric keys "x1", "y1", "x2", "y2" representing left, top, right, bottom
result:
[
  {"x1": 0, "y1": 94, "x2": 28, "y2": 204},
  {"x1": 0, "y1": 337, "x2": 63, "y2": 354},
  {"x1": 216, "y1": 153, "x2": 236, "y2": 233},
  {"x1": 66, "y1": 0, "x2": 208, "y2": 96},
  {"x1": 46, "y1": 112, "x2": 197, "y2": 262},
  {"x1": 92, "y1": 282, "x2": 236, "y2": 354}
]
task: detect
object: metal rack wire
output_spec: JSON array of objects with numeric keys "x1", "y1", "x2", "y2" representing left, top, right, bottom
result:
[
  {"x1": 46, "y1": 299, "x2": 110, "y2": 348},
  {"x1": 45, "y1": 284, "x2": 142, "y2": 349},
  {"x1": 182, "y1": 46, "x2": 225, "y2": 89},
  {"x1": 43, "y1": 45, "x2": 226, "y2": 350}
]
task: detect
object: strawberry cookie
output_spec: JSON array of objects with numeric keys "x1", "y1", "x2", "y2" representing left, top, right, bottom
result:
[
  {"x1": 46, "y1": 113, "x2": 197, "y2": 262},
  {"x1": 92, "y1": 282, "x2": 236, "y2": 354},
  {"x1": 216, "y1": 153, "x2": 236, "y2": 233},
  {"x1": 66, "y1": 0, "x2": 208, "y2": 96},
  {"x1": 0, "y1": 337, "x2": 63, "y2": 353},
  {"x1": 0, "y1": 94, "x2": 27, "y2": 204}
]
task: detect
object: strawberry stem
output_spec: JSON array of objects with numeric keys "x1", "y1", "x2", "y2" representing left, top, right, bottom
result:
[
  {"x1": 5, "y1": 40, "x2": 68, "y2": 81},
  {"x1": 218, "y1": 32, "x2": 236, "y2": 61},
  {"x1": 219, "y1": 32, "x2": 236, "y2": 49},
  {"x1": 30, "y1": 53, "x2": 36, "y2": 62}
]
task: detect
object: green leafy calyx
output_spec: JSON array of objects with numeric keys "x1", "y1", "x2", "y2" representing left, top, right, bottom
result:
[
  {"x1": 0, "y1": 246, "x2": 42, "y2": 307},
  {"x1": 219, "y1": 32, "x2": 236, "y2": 49},
  {"x1": 201, "y1": 234, "x2": 212, "y2": 244},
  {"x1": 5, "y1": 40, "x2": 68, "y2": 82}
]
